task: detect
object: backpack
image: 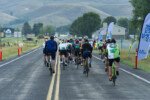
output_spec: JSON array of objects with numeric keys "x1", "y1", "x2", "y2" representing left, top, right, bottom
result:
[{"x1": 46, "y1": 40, "x2": 57, "y2": 52}]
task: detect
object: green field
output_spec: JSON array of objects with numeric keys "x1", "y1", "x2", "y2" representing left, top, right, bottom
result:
[
  {"x1": 1, "y1": 38, "x2": 44, "y2": 60},
  {"x1": 93, "y1": 49, "x2": 150, "y2": 73}
]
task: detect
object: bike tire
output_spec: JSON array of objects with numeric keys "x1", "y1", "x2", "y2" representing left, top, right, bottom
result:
[
  {"x1": 86, "y1": 67, "x2": 89, "y2": 77},
  {"x1": 63, "y1": 61, "x2": 65, "y2": 70},
  {"x1": 112, "y1": 68, "x2": 116, "y2": 86},
  {"x1": 49, "y1": 63, "x2": 53, "y2": 76},
  {"x1": 76, "y1": 58, "x2": 78, "y2": 69}
]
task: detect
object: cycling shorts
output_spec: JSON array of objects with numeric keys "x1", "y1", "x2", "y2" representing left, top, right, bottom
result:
[
  {"x1": 83, "y1": 51, "x2": 92, "y2": 60},
  {"x1": 43, "y1": 48, "x2": 46, "y2": 55},
  {"x1": 109, "y1": 57, "x2": 120, "y2": 66},
  {"x1": 59, "y1": 50, "x2": 68, "y2": 57},
  {"x1": 75, "y1": 49, "x2": 81, "y2": 56},
  {"x1": 46, "y1": 51, "x2": 56, "y2": 60},
  {"x1": 67, "y1": 49, "x2": 72, "y2": 54}
]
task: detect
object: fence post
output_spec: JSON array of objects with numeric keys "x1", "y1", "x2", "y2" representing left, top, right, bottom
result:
[
  {"x1": 18, "y1": 45, "x2": 20, "y2": 56},
  {"x1": 135, "y1": 48, "x2": 138, "y2": 69},
  {"x1": 0, "y1": 47, "x2": 2, "y2": 61}
]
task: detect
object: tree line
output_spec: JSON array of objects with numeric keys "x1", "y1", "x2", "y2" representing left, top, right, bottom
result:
[
  {"x1": 22, "y1": 22, "x2": 55, "y2": 37},
  {"x1": 69, "y1": 0, "x2": 149, "y2": 39}
]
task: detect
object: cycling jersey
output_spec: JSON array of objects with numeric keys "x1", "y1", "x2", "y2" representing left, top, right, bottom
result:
[
  {"x1": 107, "y1": 43, "x2": 120, "y2": 59},
  {"x1": 59, "y1": 43, "x2": 68, "y2": 50},
  {"x1": 82, "y1": 42, "x2": 92, "y2": 52},
  {"x1": 99, "y1": 41, "x2": 104, "y2": 47}
]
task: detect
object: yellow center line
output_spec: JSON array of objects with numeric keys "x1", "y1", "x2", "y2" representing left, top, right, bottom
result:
[
  {"x1": 46, "y1": 52, "x2": 58, "y2": 100},
  {"x1": 54, "y1": 55, "x2": 61, "y2": 100}
]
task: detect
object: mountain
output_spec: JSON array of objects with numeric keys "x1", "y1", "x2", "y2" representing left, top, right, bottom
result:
[
  {"x1": 0, "y1": 12, "x2": 17, "y2": 25},
  {"x1": 0, "y1": 0, "x2": 132, "y2": 27}
]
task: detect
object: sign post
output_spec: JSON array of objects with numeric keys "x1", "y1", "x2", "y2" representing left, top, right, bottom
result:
[
  {"x1": 121, "y1": 38, "x2": 123, "y2": 49},
  {"x1": 128, "y1": 45, "x2": 132, "y2": 57},
  {"x1": 135, "y1": 48, "x2": 138, "y2": 69}
]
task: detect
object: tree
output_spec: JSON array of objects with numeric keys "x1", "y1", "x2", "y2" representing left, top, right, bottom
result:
[
  {"x1": 117, "y1": 18, "x2": 129, "y2": 28},
  {"x1": 32, "y1": 23, "x2": 43, "y2": 36},
  {"x1": 130, "y1": 0, "x2": 150, "y2": 30},
  {"x1": 70, "y1": 12, "x2": 101, "y2": 38},
  {"x1": 22, "y1": 22, "x2": 32, "y2": 36},
  {"x1": 103, "y1": 16, "x2": 117, "y2": 25},
  {"x1": 40, "y1": 25, "x2": 55, "y2": 36},
  {"x1": 56, "y1": 24, "x2": 71, "y2": 34}
]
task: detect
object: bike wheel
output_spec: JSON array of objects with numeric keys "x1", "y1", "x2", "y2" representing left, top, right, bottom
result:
[
  {"x1": 48, "y1": 63, "x2": 52, "y2": 76},
  {"x1": 86, "y1": 66, "x2": 89, "y2": 77},
  {"x1": 63, "y1": 61, "x2": 65, "y2": 70},
  {"x1": 76, "y1": 58, "x2": 79, "y2": 69},
  {"x1": 112, "y1": 68, "x2": 116, "y2": 86}
]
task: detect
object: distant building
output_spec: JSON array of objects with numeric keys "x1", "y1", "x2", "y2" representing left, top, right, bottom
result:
[
  {"x1": 92, "y1": 23, "x2": 126, "y2": 40},
  {"x1": 14, "y1": 32, "x2": 22, "y2": 38},
  {"x1": 3, "y1": 28, "x2": 14, "y2": 37}
]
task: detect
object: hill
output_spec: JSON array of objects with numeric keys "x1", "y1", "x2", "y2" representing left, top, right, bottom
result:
[
  {"x1": 0, "y1": 0, "x2": 132, "y2": 27},
  {"x1": 0, "y1": 12, "x2": 17, "y2": 25}
]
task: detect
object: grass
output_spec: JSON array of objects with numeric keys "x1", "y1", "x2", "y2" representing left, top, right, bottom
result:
[
  {"x1": 93, "y1": 49, "x2": 150, "y2": 73},
  {"x1": 1, "y1": 38, "x2": 44, "y2": 60}
]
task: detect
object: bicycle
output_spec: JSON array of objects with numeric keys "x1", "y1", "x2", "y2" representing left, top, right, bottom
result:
[
  {"x1": 62, "y1": 55, "x2": 66, "y2": 70},
  {"x1": 76, "y1": 54, "x2": 81, "y2": 69},
  {"x1": 47, "y1": 57, "x2": 53, "y2": 76},
  {"x1": 67, "y1": 53, "x2": 72, "y2": 64},
  {"x1": 111, "y1": 62, "x2": 117, "y2": 86}
]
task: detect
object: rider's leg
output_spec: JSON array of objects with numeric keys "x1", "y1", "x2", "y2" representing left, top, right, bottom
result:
[
  {"x1": 109, "y1": 59, "x2": 114, "y2": 80},
  {"x1": 46, "y1": 55, "x2": 50, "y2": 63},
  {"x1": 116, "y1": 57, "x2": 120, "y2": 75}
]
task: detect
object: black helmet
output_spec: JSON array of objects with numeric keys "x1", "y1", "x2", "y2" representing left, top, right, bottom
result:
[
  {"x1": 111, "y1": 38, "x2": 116, "y2": 43},
  {"x1": 50, "y1": 36, "x2": 54, "y2": 40}
]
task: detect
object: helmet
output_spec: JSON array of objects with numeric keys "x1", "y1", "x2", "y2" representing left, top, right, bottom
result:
[
  {"x1": 107, "y1": 39, "x2": 111, "y2": 43},
  {"x1": 76, "y1": 40, "x2": 79, "y2": 43},
  {"x1": 84, "y1": 36, "x2": 88, "y2": 40},
  {"x1": 111, "y1": 38, "x2": 116, "y2": 43},
  {"x1": 50, "y1": 36, "x2": 54, "y2": 40}
]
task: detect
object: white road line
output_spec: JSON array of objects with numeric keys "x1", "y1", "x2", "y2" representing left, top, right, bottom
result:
[
  {"x1": 0, "y1": 47, "x2": 41, "y2": 68},
  {"x1": 92, "y1": 55, "x2": 150, "y2": 84}
]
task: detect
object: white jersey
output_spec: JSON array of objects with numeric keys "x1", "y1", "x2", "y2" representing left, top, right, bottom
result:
[
  {"x1": 43, "y1": 42, "x2": 46, "y2": 49},
  {"x1": 59, "y1": 43, "x2": 68, "y2": 50},
  {"x1": 107, "y1": 43, "x2": 120, "y2": 59}
]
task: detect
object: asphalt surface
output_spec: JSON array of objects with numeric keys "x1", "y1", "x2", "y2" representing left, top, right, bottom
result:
[
  {"x1": 0, "y1": 48, "x2": 51, "y2": 100},
  {"x1": 0, "y1": 48, "x2": 150, "y2": 100}
]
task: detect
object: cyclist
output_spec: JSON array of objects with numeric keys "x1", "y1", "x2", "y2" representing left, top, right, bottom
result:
[
  {"x1": 70, "y1": 39, "x2": 75, "y2": 62},
  {"x1": 45, "y1": 36, "x2": 57, "y2": 73},
  {"x1": 59, "y1": 42, "x2": 68, "y2": 65},
  {"x1": 67, "y1": 40, "x2": 72, "y2": 63},
  {"x1": 104, "y1": 39, "x2": 111, "y2": 72},
  {"x1": 98, "y1": 40, "x2": 104, "y2": 55},
  {"x1": 106, "y1": 38, "x2": 120, "y2": 81},
  {"x1": 43, "y1": 40, "x2": 47, "y2": 66},
  {"x1": 74, "y1": 40, "x2": 81, "y2": 64},
  {"x1": 82, "y1": 36, "x2": 93, "y2": 74}
]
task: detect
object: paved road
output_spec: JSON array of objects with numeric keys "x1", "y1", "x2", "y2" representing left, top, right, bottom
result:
[{"x1": 0, "y1": 48, "x2": 150, "y2": 100}]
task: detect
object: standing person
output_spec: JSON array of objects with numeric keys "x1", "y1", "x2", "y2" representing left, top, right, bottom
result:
[
  {"x1": 106, "y1": 38, "x2": 120, "y2": 81},
  {"x1": 45, "y1": 36, "x2": 58, "y2": 73},
  {"x1": 98, "y1": 40, "x2": 104, "y2": 55}
]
